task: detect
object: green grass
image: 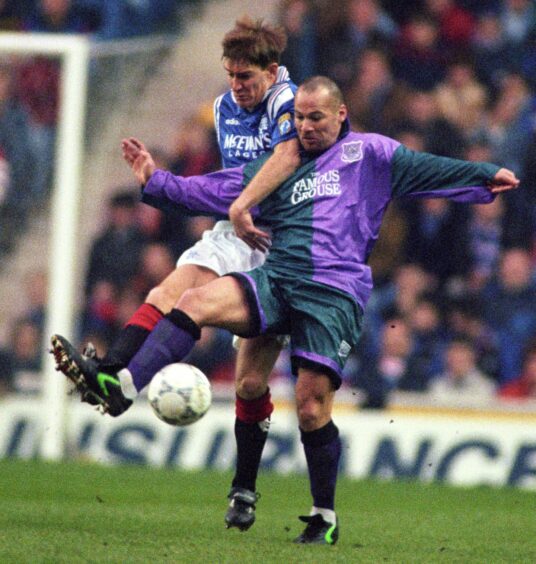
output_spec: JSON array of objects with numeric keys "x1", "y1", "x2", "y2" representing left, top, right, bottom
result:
[{"x1": 0, "y1": 459, "x2": 535, "y2": 563}]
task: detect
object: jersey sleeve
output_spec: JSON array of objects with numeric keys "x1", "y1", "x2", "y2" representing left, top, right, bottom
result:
[
  {"x1": 267, "y1": 83, "x2": 298, "y2": 148},
  {"x1": 391, "y1": 145, "x2": 500, "y2": 203},
  {"x1": 213, "y1": 94, "x2": 224, "y2": 154},
  {"x1": 141, "y1": 167, "x2": 252, "y2": 218}
]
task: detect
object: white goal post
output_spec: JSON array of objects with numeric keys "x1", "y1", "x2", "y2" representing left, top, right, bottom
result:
[{"x1": 0, "y1": 33, "x2": 90, "y2": 460}]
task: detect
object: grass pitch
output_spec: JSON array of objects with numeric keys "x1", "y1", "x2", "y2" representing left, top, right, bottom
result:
[{"x1": 0, "y1": 459, "x2": 535, "y2": 563}]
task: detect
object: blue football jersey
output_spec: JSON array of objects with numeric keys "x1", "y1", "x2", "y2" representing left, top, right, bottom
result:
[{"x1": 213, "y1": 66, "x2": 297, "y2": 168}]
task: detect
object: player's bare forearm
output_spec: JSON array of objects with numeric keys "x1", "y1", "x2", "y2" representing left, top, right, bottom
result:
[
  {"x1": 230, "y1": 138, "x2": 300, "y2": 250},
  {"x1": 121, "y1": 137, "x2": 156, "y2": 185}
]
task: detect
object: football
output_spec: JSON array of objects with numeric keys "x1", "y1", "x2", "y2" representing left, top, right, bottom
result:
[{"x1": 148, "y1": 363, "x2": 212, "y2": 426}]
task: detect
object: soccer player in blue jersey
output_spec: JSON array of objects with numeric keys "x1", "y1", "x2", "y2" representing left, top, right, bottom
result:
[
  {"x1": 52, "y1": 76, "x2": 519, "y2": 545},
  {"x1": 53, "y1": 16, "x2": 300, "y2": 532}
]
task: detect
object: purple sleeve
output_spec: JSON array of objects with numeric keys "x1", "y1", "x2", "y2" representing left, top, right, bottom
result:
[{"x1": 143, "y1": 167, "x2": 246, "y2": 216}]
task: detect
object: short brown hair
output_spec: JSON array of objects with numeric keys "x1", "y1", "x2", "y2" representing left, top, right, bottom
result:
[{"x1": 222, "y1": 15, "x2": 287, "y2": 68}]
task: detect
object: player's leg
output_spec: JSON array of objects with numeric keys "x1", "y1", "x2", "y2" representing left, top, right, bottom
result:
[
  {"x1": 293, "y1": 364, "x2": 340, "y2": 545},
  {"x1": 286, "y1": 281, "x2": 362, "y2": 545},
  {"x1": 52, "y1": 274, "x2": 250, "y2": 416},
  {"x1": 225, "y1": 335, "x2": 282, "y2": 531},
  {"x1": 99, "y1": 264, "x2": 218, "y2": 372},
  {"x1": 117, "y1": 274, "x2": 252, "y2": 397},
  {"x1": 50, "y1": 263, "x2": 217, "y2": 415},
  {"x1": 51, "y1": 224, "x2": 240, "y2": 413}
]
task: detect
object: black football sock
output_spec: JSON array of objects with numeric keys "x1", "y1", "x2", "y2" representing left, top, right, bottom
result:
[
  {"x1": 101, "y1": 324, "x2": 152, "y2": 372},
  {"x1": 232, "y1": 417, "x2": 269, "y2": 492},
  {"x1": 231, "y1": 390, "x2": 273, "y2": 492},
  {"x1": 100, "y1": 304, "x2": 164, "y2": 371},
  {"x1": 301, "y1": 420, "x2": 341, "y2": 510}
]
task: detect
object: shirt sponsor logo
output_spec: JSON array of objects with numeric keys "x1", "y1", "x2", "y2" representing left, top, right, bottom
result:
[
  {"x1": 222, "y1": 117, "x2": 270, "y2": 161},
  {"x1": 291, "y1": 169, "x2": 341, "y2": 204},
  {"x1": 341, "y1": 140, "x2": 363, "y2": 163}
]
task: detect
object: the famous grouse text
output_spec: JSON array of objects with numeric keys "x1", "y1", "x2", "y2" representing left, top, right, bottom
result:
[{"x1": 291, "y1": 170, "x2": 341, "y2": 204}]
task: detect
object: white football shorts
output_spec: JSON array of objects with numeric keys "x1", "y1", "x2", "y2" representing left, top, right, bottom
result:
[{"x1": 177, "y1": 220, "x2": 266, "y2": 274}]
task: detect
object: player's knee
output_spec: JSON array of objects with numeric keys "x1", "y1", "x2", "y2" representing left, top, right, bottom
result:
[
  {"x1": 235, "y1": 374, "x2": 267, "y2": 400},
  {"x1": 146, "y1": 284, "x2": 178, "y2": 313},
  {"x1": 175, "y1": 287, "x2": 207, "y2": 322},
  {"x1": 296, "y1": 397, "x2": 323, "y2": 431}
]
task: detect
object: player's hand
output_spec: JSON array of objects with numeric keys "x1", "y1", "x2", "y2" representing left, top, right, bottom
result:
[
  {"x1": 121, "y1": 137, "x2": 156, "y2": 185},
  {"x1": 489, "y1": 168, "x2": 520, "y2": 194},
  {"x1": 229, "y1": 202, "x2": 271, "y2": 252}
]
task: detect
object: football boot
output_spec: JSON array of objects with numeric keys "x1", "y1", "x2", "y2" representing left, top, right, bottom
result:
[{"x1": 50, "y1": 334, "x2": 132, "y2": 416}]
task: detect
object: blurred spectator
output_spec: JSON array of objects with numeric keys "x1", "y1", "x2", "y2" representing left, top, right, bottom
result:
[
  {"x1": 499, "y1": 342, "x2": 536, "y2": 399},
  {"x1": 395, "y1": 88, "x2": 466, "y2": 157},
  {"x1": 367, "y1": 202, "x2": 408, "y2": 287},
  {"x1": 445, "y1": 296, "x2": 500, "y2": 381},
  {"x1": 392, "y1": 14, "x2": 447, "y2": 90},
  {"x1": 85, "y1": 189, "x2": 149, "y2": 297},
  {"x1": 15, "y1": 56, "x2": 59, "y2": 203},
  {"x1": 0, "y1": 0, "x2": 25, "y2": 31},
  {"x1": 480, "y1": 247, "x2": 536, "y2": 383},
  {"x1": 500, "y1": 0, "x2": 536, "y2": 47},
  {"x1": 130, "y1": 241, "x2": 175, "y2": 299},
  {"x1": 465, "y1": 198, "x2": 505, "y2": 292},
  {"x1": 471, "y1": 11, "x2": 515, "y2": 90},
  {"x1": 81, "y1": 279, "x2": 119, "y2": 344},
  {"x1": 22, "y1": 0, "x2": 97, "y2": 34},
  {"x1": 402, "y1": 198, "x2": 470, "y2": 287},
  {"x1": 22, "y1": 269, "x2": 48, "y2": 332},
  {"x1": 90, "y1": 0, "x2": 178, "y2": 40},
  {"x1": 480, "y1": 73, "x2": 534, "y2": 173},
  {"x1": 345, "y1": 0, "x2": 398, "y2": 51},
  {"x1": 346, "y1": 47, "x2": 395, "y2": 132},
  {"x1": 434, "y1": 59, "x2": 487, "y2": 137},
  {"x1": 9, "y1": 318, "x2": 43, "y2": 394},
  {"x1": 18, "y1": 1, "x2": 100, "y2": 205},
  {"x1": 279, "y1": 0, "x2": 317, "y2": 84},
  {"x1": 425, "y1": 0, "x2": 475, "y2": 49},
  {"x1": 169, "y1": 117, "x2": 219, "y2": 177},
  {"x1": 406, "y1": 293, "x2": 448, "y2": 383},
  {"x1": 0, "y1": 62, "x2": 36, "y2": 218},
  {"x1": 362, "y1": 263, "x2": 436, "y2": 358},
  {"x1": 427, "y1": 337, "x2": 496, "y2": 405},
  {"x1": 392, "y1": 127, "x2": 426, "y2": 151},
  {"x1": 464, "y1": 137, "x2": 532, "y2": 250},
  {"x1": 327, "y1": 0, "x2": 397, "y2": 89},
  {"x1": 356, "y1": 313, "x2": 435, "y2": 407}
]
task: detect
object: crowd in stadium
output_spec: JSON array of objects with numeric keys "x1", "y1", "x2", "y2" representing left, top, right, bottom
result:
[{"x1": 1, "y1": 0, "x2": 536, "y2": 409}]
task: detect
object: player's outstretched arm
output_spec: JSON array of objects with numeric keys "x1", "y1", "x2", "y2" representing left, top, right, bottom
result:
[
  {"x1": 229, "y1": 137, "x2": 301, "y2": 251},
  {"x1": 121, "y1": 137, "x2": 156, "y2": 185},
  {"x1": 489, "y1": 168, "x2": 520, "y2": 193}
]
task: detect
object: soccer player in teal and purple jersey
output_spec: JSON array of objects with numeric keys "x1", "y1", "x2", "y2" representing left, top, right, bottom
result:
[{"x1": 54, "y1": 76, "x2": 519, "y2": 545}]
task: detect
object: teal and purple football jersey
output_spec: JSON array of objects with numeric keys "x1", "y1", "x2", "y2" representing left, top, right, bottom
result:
[{"x1": 143, "y1": 129, "x2": 499, "y2": 312}]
